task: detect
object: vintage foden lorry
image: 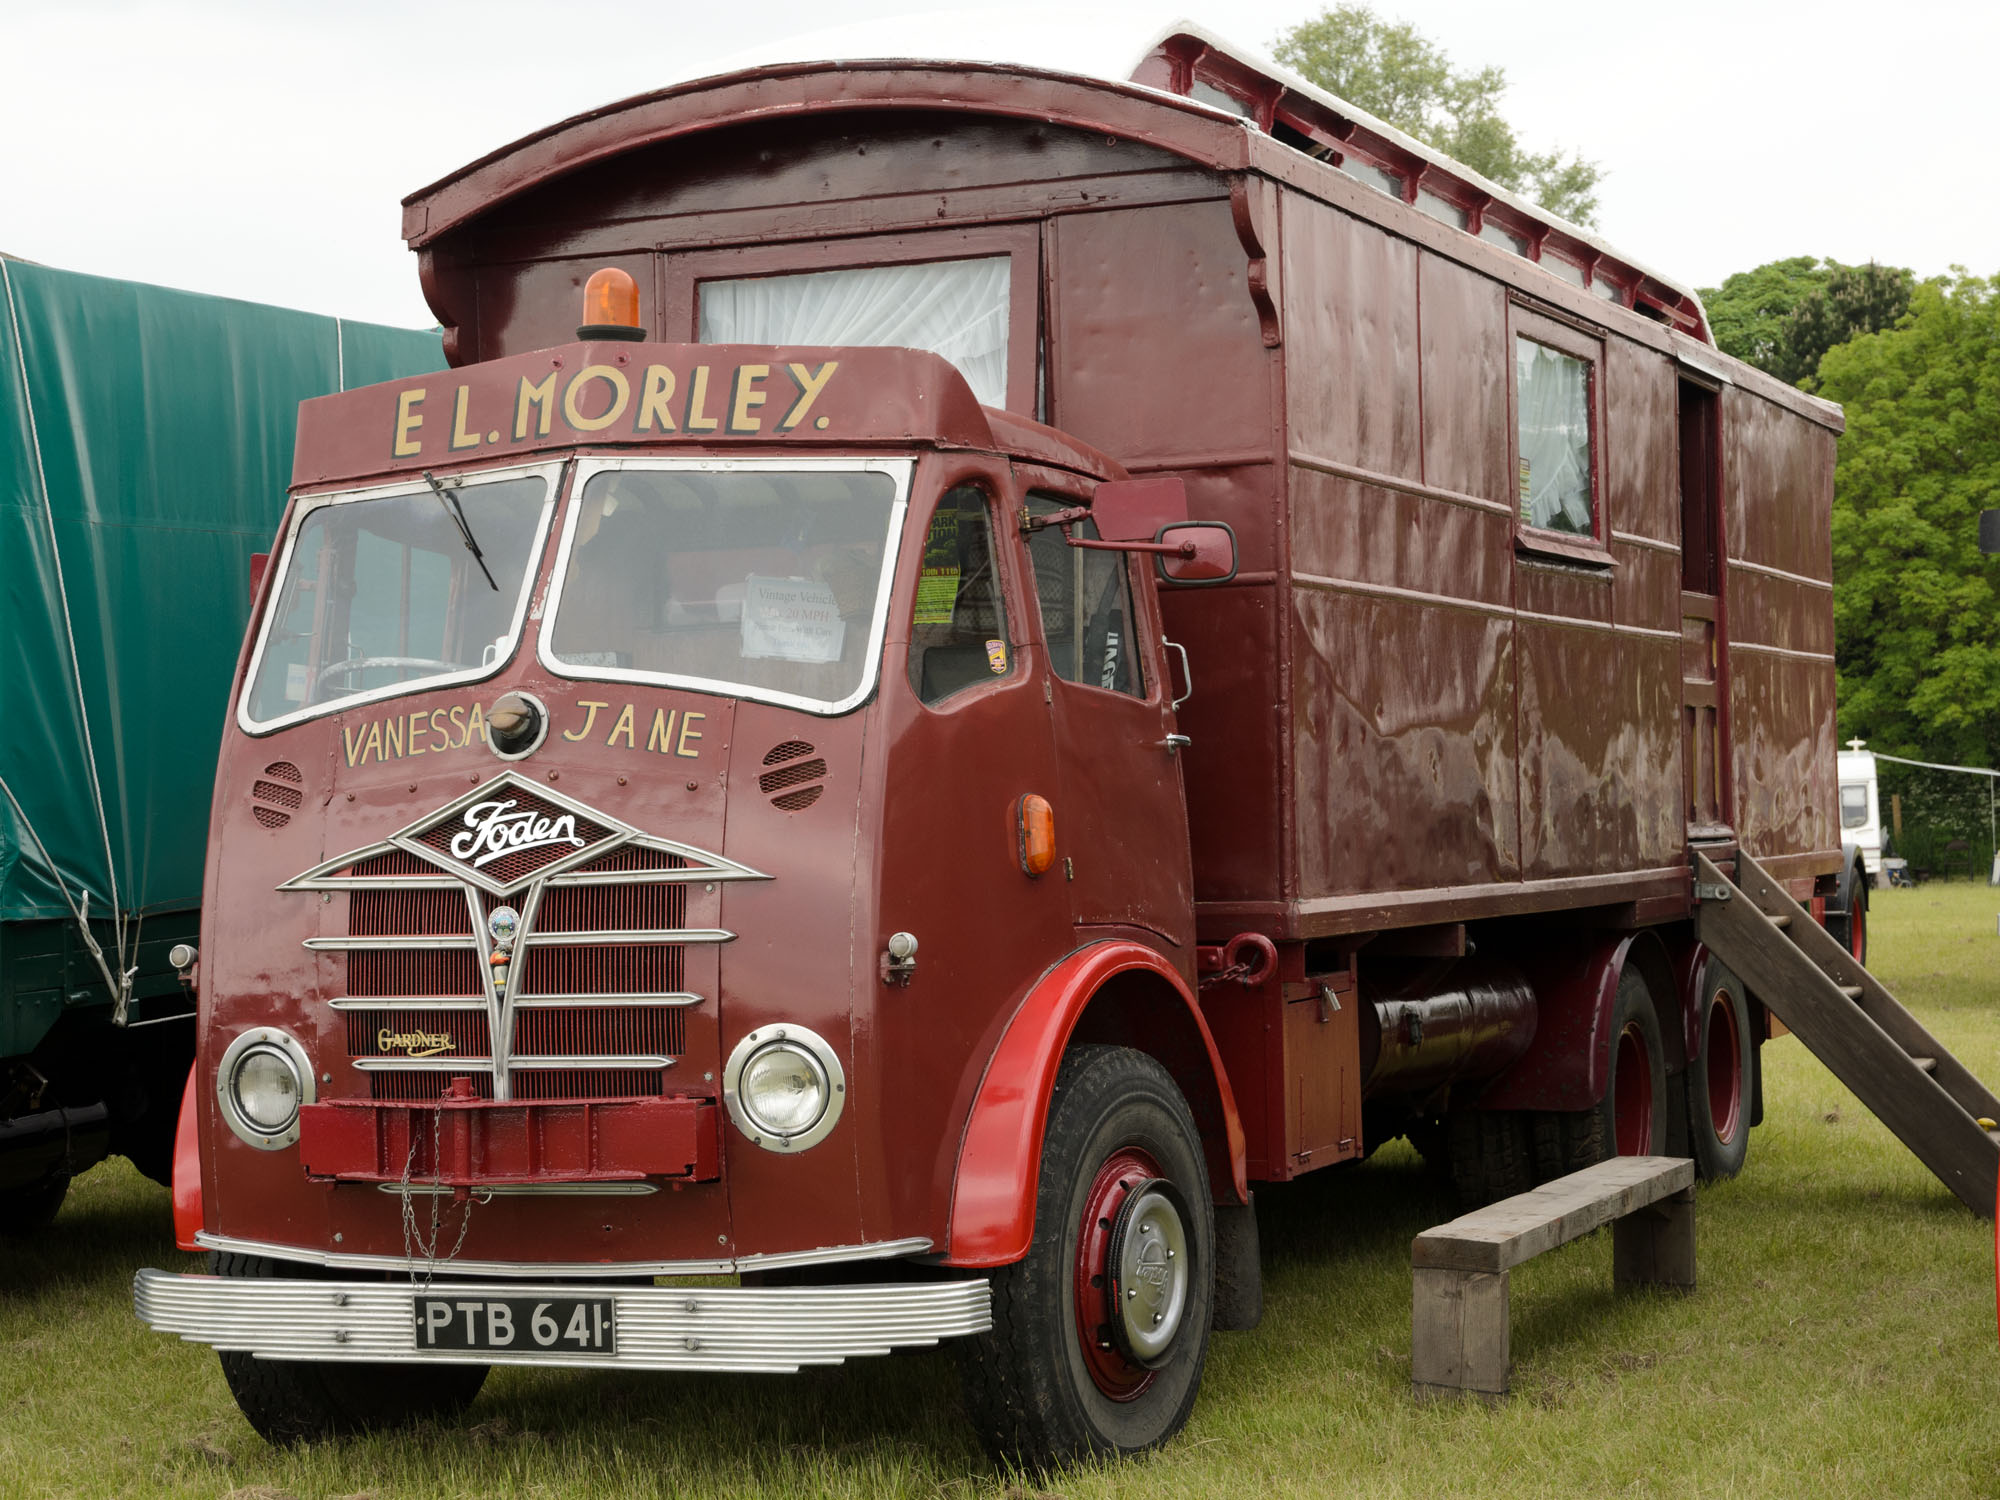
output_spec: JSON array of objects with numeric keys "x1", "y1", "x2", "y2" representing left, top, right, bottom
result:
[{"x1": 135, "y1": 34, "x2": 1849, "y2": 1462}]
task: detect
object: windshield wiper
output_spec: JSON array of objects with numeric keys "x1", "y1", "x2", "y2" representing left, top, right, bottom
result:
[{"x1": 422, "y1": 470, "x2": 499, "y2": 592}]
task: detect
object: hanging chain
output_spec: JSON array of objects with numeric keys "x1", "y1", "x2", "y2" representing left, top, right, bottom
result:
[{"x1": 399, "y1": 1090, "x2": 479, "y2": 1290}]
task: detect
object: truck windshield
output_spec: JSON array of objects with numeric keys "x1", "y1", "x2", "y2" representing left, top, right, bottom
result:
[
  {"x1": 542, "y1": 459, "x2": 907, "y2": 715},
  {"x1": 241, "y1": 468, "x2": 555, "y2": 730}
]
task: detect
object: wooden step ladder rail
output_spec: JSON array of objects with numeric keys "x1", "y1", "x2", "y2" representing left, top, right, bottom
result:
[{"x1": 1693, "y1": 851, "x2": 2000, "y2": 1216}]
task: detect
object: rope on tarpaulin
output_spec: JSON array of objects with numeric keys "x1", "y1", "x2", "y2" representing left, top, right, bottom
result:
[
  {"x1": 1, "y1": 257, "x2": 135, "y2": 1021},
  {"x1": 0, "y1": 775, "x2": 133, "y2": 1014}
]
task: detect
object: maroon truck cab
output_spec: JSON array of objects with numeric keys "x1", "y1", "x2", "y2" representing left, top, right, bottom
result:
[{"x1": 137, "y1": 34, "x2": 1849, "y2": 1465}]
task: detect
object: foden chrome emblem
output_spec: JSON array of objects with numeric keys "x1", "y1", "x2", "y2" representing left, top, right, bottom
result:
[
  {"x1": 378, "y1": 1028, "x2": 455, "y2": 1059},
  {"x1": 451, "y1": 800, "x2": 586, "y2": 869},
  {"x1": 281, "y1": 770, "x2": 773, "y2": 900}
]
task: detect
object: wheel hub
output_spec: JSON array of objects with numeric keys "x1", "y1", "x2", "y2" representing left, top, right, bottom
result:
[
  {"x1": 1073, "y1": 1147, "x2": 1188, "y2": 1400},
  {"x1": 1705, "y1": 988, "x2": 1743, "y2": 1143},
  {"x1": 1613, "y1": 1020, "x2": 1654, "y2": 1156}
]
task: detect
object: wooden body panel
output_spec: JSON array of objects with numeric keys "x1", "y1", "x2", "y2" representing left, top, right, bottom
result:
[{"x1": 402, "y1": 62, "x2": 1847, "y2": 940}]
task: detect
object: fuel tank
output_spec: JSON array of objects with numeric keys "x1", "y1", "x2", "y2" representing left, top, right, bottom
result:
[{"x1": 1358, "y1": 957, "x2": 1537, "y2": 1097}]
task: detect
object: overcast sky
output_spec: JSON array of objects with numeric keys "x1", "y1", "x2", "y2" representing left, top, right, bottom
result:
[{"x1": 2, "y1": 0, "x2": 1991, "y2": 330}]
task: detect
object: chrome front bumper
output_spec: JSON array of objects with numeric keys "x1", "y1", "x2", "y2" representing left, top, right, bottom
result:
[{"x1": 134, "y1": 1269, "x2": 990, "y2": 1373}]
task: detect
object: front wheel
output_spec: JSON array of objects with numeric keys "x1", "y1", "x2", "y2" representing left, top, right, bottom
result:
[
  {"x1": 957, "y1": 1045, "x2": 1214, "y2": 1467},
  {"x1": 212, "y1": 1252, "x2": 488, "y2": 1444}
]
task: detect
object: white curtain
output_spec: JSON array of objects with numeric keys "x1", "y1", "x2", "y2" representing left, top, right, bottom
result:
[
  {"x1": 699, "y1": 257, "x2": 1011, "y2": 408},
  {"x1": 1516, "y1": 338, "x2": 1592, "y2": 534}
]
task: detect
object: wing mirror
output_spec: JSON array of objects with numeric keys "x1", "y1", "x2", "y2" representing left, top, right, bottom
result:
[{"x1": 1154, "y1": 522, "x2": 1237, "y2": 586}]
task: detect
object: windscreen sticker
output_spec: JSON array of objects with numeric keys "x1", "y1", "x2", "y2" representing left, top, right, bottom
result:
[
  {"x1": 740, "y1": 575, "x2": 846, "y2": 664},
  {"x1": 914, "y1": 506, "x2": 962, "y2": 626}
]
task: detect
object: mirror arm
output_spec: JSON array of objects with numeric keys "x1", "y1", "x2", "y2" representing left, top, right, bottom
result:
[{"x1": 1062, "y1": 534, "x2": 1196, "y2": 557}]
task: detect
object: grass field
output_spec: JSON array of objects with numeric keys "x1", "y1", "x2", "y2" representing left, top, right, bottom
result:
[{"x1": 5, "y1": 885, "x2": 2000, "y2": 1499}]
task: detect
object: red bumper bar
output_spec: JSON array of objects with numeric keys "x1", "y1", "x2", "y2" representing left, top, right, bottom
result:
[{"x1": 298, "y1": 1095, "x2": 720, "y2": 1186}]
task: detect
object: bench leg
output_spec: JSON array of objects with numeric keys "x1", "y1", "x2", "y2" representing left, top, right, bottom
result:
[
  {"x1": 1411, "y1": 1266, "x2": 1509, "y2": 1401},
  {"x1": 1612, "y1": 1186, "x2": 1696, "y2": 1291}
]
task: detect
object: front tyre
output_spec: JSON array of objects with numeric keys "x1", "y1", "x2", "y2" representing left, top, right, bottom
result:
[
  {"x1": 957, "y1": 1045, "x2": 1214, "y2": 1467},
  {"x1": 1685, "y1": 957, "x2": 1752, "y2": 1181},
  {"x1": 211, "y1": 1251, "x2": 488, "y2": 1445}
]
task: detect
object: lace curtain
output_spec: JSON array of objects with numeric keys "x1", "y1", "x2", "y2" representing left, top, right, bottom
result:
[
  {"x1": 699, "y1": 257, "x2": 1011, "y2": 408},
  {"x1": 1516, "y1": 338, "x2": 1593, "y2": 534}
]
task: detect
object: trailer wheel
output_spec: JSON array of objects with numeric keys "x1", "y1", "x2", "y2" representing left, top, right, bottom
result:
[
  {"x1": 956, "y1": 1044, "x2": 1213, "y2": 1467},
  {"x1": 0, "y1": 1175, "x2": 68, "y2": 1235},
  {"x1": 1447, "y1": 1110, "x2": 1534, "y2": 1208},
  {"x1": 1685, "y1": 958, "x2": 1752, "y2": 1182},
  {"x1": 211, "y1": 1251, "x2": 488, "y2": 1445}
]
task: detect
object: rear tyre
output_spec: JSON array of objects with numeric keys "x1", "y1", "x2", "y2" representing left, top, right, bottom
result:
[
  {"x1": 1529, "y1": 964, "x2": 1668, "y2": 1181},
  {"x1": 1827, "y1": 859, "x2": 1869, "y2": 966},
  {"x1": 1685, "y1": 957, "x2": 1752, "y2": 1182},
  {"x1": 956, "y1": 1045, "x2": 1214, "y2": 1467},
  {"x1": 0, "y1": 1175, "x2": 68, "y2": 1235},
  {"x1": 211, "y1": 1252, "x2": 488, "y2": 1445},
  {"x1": 1447, "y1": 1109, "x2": 1534, "y2": 1209},
  {"x1": 1602, "y1": 964, "x2": 1668, "y2": 1158}
]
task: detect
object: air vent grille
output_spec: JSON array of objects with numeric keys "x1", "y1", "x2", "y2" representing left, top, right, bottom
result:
[
  {"x1": 249, "y1": 760, "x2": 304, "y2": 829},
  {"x1": 758, "y1": 741, "x2": 826, "y2": 812}
]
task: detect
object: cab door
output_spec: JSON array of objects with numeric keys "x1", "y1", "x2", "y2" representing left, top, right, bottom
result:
[{"x1": 1019, "y1": 471, "x2": 1195, "y2": 966}]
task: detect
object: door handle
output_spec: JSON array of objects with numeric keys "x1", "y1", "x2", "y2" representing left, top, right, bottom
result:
[
  {"x1": 1159, "y1": 733, "x2": 1192, "y2": 756},
  {"x1": 1163, "y1": 636, "x2": 1192, "y2": 710}
]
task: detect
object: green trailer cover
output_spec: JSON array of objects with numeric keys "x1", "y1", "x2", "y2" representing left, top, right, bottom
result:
[{"x1": 0, "y1": 258, "x2": 444, "y2": 1011}]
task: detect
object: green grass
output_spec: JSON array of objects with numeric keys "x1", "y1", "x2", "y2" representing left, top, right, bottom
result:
[{"x1": 6, "y1": 885, "x2": 2000, "y2": 1498}]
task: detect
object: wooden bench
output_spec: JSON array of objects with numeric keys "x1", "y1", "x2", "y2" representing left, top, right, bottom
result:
[{"x1": 1411, "y1": 1155, "x2": 1695, "y2": 1401}]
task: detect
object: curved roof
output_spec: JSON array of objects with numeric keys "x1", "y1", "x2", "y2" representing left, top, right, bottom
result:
[{"x1": 401, "y1": 58, "x2": 1249, "y2": 249}]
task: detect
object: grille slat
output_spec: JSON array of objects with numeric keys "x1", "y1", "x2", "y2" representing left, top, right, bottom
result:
[{"x1": 338, "y1": 852, "x2": 695, "y2": 1104}]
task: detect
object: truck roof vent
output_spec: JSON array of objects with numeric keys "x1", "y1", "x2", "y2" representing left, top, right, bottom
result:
[
  {"x1": 758, "y1": 742, "x2": 826, "y2": 812},
  {"x1": 250, "y1": 761, "x2": 304, "y2": 829}
]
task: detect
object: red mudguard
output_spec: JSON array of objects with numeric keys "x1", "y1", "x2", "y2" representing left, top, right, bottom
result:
[
  {"x1": 943, "y1": 941, "x2": 1246, "y2": 1268},
  {"x1": 171, "y1": 1065, "x2": 200, "y2": 1253}
]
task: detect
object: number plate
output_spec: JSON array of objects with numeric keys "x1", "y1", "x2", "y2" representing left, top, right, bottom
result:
[{"x1": 415, "y1": 1295, "x2": 616, "y2": 1355}]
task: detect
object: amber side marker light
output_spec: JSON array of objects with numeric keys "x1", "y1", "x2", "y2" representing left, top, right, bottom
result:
[
  {"x1": 578, "y1": 267, "x2": 645, "y2": 342},
  {"x1": 1016, "y1": 793, "x2": 1056, "y2": 877}
]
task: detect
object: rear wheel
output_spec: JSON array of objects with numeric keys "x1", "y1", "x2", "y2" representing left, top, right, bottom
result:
[
  {"x1": 1828, "y1": 860, "x2": 1869, "y2": 965},
  {"x1": 0, "y1": 1175, "x2": 68, "y2": 1235},
  {"x1": 1529, "y1": 964, "x2": 1667, "y2": 1183},
  {"x1": 212, "y1": 1252, "x2": 488, "y2": 1445},
  {"x1": 956, "y1": 1045, "x2": 1214, "y2": 1467},
  {"x1": 1685, "y1": 957, "x2": 1752, "y2": 1182},
  {"x1": 1602, "y1": 965, "x2": 1668, "y2": 1158},
  {"x1": 1447, "y1": 1109, "x2": 1534, "y2": 1209}
]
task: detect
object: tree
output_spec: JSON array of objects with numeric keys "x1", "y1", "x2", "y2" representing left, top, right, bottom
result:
[
  {"x1": 1699, "y1": 257, "x2": 1914, "y2": 386},
  {"x1": 1818, "y1": 272, "x2": 2000, "y2": 768},
  {"x1": 1271, "y1": 5, "x2": 1602, "y2": 226}
]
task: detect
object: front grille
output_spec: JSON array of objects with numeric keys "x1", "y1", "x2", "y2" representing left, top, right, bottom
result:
[{"x1": 328, "y1": 838, "x2": 712, "y2": 1105}]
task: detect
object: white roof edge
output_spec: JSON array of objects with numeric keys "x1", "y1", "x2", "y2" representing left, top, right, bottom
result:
[{"x1": 1136, "y1": 21, "x2": 1710, "y2": 335}]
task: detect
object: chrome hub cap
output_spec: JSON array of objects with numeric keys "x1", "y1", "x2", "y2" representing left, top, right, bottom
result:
[{"x1": 1107, "y1": 1179, "x2": 1191, "y2": 1367}]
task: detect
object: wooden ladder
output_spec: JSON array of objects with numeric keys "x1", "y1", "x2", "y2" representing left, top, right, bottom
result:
[{"x1": 1693, "y1": 851, "x2": 2000, "y2": 1215}]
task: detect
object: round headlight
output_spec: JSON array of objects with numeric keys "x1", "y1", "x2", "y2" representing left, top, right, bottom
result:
[
  {"x1": 722, "y1": 1024, "x2": 846, "y2": 1152},
  {"x1": 739, "y1": 1043, "x2": 827, "y2": 1137},
  {"x1": 233, "y1": 1045, "x2": 302, "y2": 1132},
  {"x1": 216, "y1": 1028, "x2": 315, "y2": 1149}
]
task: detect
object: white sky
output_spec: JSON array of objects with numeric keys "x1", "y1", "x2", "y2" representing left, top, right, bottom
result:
[{"x1": 1, "y1": 0, "x2": 1991, "y2": 331}]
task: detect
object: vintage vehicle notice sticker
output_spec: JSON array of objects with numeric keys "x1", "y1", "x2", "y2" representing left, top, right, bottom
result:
[
  {"x1": 415, "y1": 1295, "x2": 617, "y2": 1354},
  {"x1": 740, "y1": 574, "x2": 845, "y2": 663}
]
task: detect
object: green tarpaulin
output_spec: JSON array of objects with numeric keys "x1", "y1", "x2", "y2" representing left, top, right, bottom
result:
[{"x1": 0, "y1": 257, "x2": 443, "y2": 1003}]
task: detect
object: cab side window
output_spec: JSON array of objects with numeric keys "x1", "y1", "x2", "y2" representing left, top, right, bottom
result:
[
  {"x1": 907, "y1": 484, "x2": 1012, "y2": 705},
  {"x1": 1024, "y1": 493, "x2": 1143, "y2": 698}
]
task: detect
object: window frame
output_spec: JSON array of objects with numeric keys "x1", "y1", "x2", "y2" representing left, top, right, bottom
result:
[
  {"x1": 236, "y1": 459, "x2": 565, "y2": 737},
  {"x1": 662, "y1": 226, "x2": 1042, "y2": 415},
  {"x1": 536, "y1": 454, "x2": 913, "y2": 718},
  {"x1": 1018, "y1": 475, "x2": 1157, "y2": 706},
  {"x1": 903, "y1": 477, "x2": 1020, "y2": 709},
  {"x1": 1507, "y1": 302, "x2": 1610, "y2": 567}
]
